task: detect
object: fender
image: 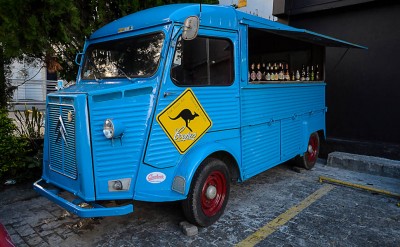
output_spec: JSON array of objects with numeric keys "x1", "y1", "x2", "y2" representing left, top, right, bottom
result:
[
  {"x1": 172, "y1": 139, "x2": 240, "y2": 197},
  {"x1": 300, "y1": 109, "x2": 326, "y2": 154}
]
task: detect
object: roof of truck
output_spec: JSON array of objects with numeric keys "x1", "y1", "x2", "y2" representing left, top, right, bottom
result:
[
  {"x1": 90, "y1": 4, "x2": 238, "y2": 39},
  {"x1": 90, "y1": 4, "x2": 366, "y2": 49}
]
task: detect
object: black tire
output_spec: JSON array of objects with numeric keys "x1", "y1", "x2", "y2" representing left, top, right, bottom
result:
[
  {"x1": 182, "y1": 158, "x2": 230, "y2": 227},
  {"x1": 296, "y1": 132, "x2": 320, "y2": 170}
]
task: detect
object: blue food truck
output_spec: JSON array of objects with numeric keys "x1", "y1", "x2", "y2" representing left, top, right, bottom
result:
[{"x1": 34, "y1": 4, "x2": 364, "y2": 227}]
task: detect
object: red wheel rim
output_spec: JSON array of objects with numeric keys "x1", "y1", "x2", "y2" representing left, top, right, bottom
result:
[
  {"x1": 306, "y1": 134, "x2": 319, "y2": 163},
  {"x1": 201, "y1": 171, "x2": 227, "y2": 217}
]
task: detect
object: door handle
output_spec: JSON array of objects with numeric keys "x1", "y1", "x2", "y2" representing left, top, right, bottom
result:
[{"x1": 163, "y1": 91, "x2": 177, "y2": 98}]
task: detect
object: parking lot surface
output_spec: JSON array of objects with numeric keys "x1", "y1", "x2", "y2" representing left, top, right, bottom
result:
[{"x1": 1, "y1": 161, "x2": 399, "y2": 247}]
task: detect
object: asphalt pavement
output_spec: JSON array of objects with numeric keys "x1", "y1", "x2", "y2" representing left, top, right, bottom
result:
[{"x1": 0, "y1": 159, "x2": 399, "y2": 247}]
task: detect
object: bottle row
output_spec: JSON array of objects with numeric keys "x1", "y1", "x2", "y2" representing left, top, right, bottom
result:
[{"x1": 249, "y1": 62, "x2": 321, "y2": 82}]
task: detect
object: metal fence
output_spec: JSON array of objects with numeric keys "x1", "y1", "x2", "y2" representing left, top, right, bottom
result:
[
  {"x1": 10, "y1": 79, "x2": 58, "y2": 103},
  {"x1": 9, "y1": 79, "x2": 58, "y2": 111}
]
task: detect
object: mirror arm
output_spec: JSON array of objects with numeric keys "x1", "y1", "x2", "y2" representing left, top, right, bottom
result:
[
  {"x1": 75, "y1": 52, "x2": 84, "y2": 66},
  {"x1": 172, "y1": 25, "x2": 184, "y2": 42}
]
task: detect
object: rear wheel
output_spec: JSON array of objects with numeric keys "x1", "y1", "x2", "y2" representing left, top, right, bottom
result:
[
  {"x1": 296, "y1": 132, "x2": 320, "y2": 170},
  {"x1": 182, "y1": 158, "x2": 230, "y2": 227}
]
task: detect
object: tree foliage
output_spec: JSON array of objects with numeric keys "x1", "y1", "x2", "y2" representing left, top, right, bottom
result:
[
  {"x1": 0, "y1": 0, "x2": 218, "y2": 106},
  {"x1": 0, "y1": 51, "x2": 13, "y2": 107}
]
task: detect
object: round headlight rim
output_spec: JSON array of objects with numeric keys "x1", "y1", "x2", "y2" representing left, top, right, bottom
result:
[{"x1": 103, "y1": 118, "x2": 115, "y2": 139}]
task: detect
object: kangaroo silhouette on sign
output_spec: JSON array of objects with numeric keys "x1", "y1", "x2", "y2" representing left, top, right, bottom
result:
[{"x1": 169, "y1": 109, "x2": 199, "y2": 132}]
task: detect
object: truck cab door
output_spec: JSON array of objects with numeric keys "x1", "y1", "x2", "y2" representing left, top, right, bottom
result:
[{"x1": 144, "y1": 27, "x2": 241, "y2": 169}]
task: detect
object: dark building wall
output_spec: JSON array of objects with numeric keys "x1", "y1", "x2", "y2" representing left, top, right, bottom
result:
[
  {"x1": 273, "y1": 0, "x2": 376, "y2": 17},
  {"x1": 274, "y1": 1, "x2": 400, "y2": 159}
]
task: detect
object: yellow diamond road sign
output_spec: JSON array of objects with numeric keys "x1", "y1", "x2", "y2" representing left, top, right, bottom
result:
[{"x1": 157, "y1": 88, "x2": 212, "y2": 154}]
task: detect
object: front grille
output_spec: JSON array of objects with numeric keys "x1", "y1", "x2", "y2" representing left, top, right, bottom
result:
[{"x1": 48, "y1": 100, "x2": 77, "y2": 179}]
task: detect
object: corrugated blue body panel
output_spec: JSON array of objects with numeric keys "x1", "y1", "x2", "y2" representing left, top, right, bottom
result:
[
  {"x1": 241, "y1": 84, "x2": 325, "y2": 126},
  {"x1": 89, "y1": 90, "x2": 154, "y2": 200},
  {"x1": 145, "y1": 86, "x2": 240, "y2": 168},
  {"x1": 241, "y1": 122, "x2": 280, "y2": 179},
  {"x1": 240, "y1": 83, "x2": 326, "y2": 180},
  {"x1": 281, "y1": 118, "x2": 302, "y2": 160},
  {"x1": 195, "y1": 87, "x2": 240, "y2": 130}
]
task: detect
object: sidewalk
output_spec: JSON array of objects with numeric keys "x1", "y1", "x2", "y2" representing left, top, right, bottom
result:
[{"x1": 327, "y1": 151, "x2": 400, "y2": 179}]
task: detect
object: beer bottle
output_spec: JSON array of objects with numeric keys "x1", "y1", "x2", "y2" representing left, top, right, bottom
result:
[
  {"x1": 266, "y1": 63, "x2": 271, "y2": 81},
  {"x1": 250, "y1": 63, "x2": 256, "y2": 81},
  {"x1": 278, "y1": 63, "x2": 284, "y2": 81},
  {"x1": 270, "y1": 63, "x2": 274, "y2": 81},
  {"x1": 256, "y1": 63, "x2": 262, "y2": 81},
  {"x1": 316, "y1": 64, "x2": 320, "y2": 81},
  {"x1": 285, "y1": 63, "x2": 290, "y2": 81},
  {"x1": 306, "y1": 66, "x2": 310, "y2": 81},
  {"x1": 270, "y1": 63, "x2": 275, "y2": 81},
  {"x1": 300, "y1": 65, "x2": 305, "y2": 81},
  {"x1": 262, "y1": 62, "x2": 266, "y2": 78},
  {"x1": 311, "y1": 65, "x2": 315, "y2": 81},
  {"x1": 296, "y1": 70, "x2": 300, "y2": 81}
]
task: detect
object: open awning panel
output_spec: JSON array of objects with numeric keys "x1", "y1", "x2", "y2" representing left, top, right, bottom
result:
[
  {"x1": 240, "y1": 17, "x2": 367, "y2": 50},
  {"x1": 267, "y1": 29, "x2": 367, "y2": 49}
]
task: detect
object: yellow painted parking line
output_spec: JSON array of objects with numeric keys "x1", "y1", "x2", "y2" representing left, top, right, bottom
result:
[
  {"x1": 319, "y1": 176, "x2": 400, "y2": 199},
  {"x1": 236, "y1": 184, "x2": 335, "y2": 247}
]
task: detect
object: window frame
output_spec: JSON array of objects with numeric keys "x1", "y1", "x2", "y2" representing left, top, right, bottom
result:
[
  {"x1": 81, "y1": 31, "x2": 165, "y2": 81},
  {"x1": 170, "y1": 35, "x2": 235, "y2": 87}
]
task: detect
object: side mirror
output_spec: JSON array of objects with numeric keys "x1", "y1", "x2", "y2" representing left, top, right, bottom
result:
[
  {"x1": 182, "y1": 16, "x2": 199, "y2": 40},
  {"x1": 75, "y1": 52, "x2": 84, "y2": 65}
]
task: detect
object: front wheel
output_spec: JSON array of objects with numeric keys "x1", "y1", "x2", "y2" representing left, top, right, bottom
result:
[
  {"x1": 296, "y1": 132, "x2": 320, "y2": 170},
  {"x1": 182, "y1": 158, "x2": 230, "y2": 227}
]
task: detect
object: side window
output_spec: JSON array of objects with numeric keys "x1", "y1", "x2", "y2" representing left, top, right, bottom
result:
[{"x1": 171, "y1": 36, "x2": 234, "y2": 86}]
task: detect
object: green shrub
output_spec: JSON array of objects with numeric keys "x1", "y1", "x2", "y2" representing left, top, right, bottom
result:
[
  {"x1": 14, "y1": 106, "x2": 44, "y2": 139},
  {"x1": 14, "y1": 106, "x2": 45, "y2": 155},
  {"x1": 0, "y1": 108, "x2": 42, "y2": 184}
]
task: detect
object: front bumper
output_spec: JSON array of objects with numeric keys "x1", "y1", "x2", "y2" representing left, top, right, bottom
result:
[{"x1": 33, "y1": 179, "x2": 134, "y2": 218}]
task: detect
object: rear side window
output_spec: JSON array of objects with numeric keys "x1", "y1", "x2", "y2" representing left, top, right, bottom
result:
[{"x1": 171, "y1": 36, "x2": 234, "y2": 86}]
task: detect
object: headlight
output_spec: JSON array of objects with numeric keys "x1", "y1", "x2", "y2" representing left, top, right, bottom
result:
[
  {"x1": 103, "y1": 118, "x2": 125, "y2": 139},
  {"x1": 103, "y1": 119, "x2": 115, "y2": 139}
]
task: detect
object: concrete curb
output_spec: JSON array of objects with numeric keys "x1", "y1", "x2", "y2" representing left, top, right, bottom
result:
[{"x1": 327, "y1": 151, "x2": 400, "y2": 179}]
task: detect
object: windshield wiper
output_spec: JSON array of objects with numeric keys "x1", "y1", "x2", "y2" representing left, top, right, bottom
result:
[{"x1": 113, "y1": 62, "x2": 133, "y2": 81}]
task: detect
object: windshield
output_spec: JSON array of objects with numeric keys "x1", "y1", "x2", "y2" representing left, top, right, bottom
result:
[{"x1": 81, "y1": 32, "x2": 165, "y2": 80}]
